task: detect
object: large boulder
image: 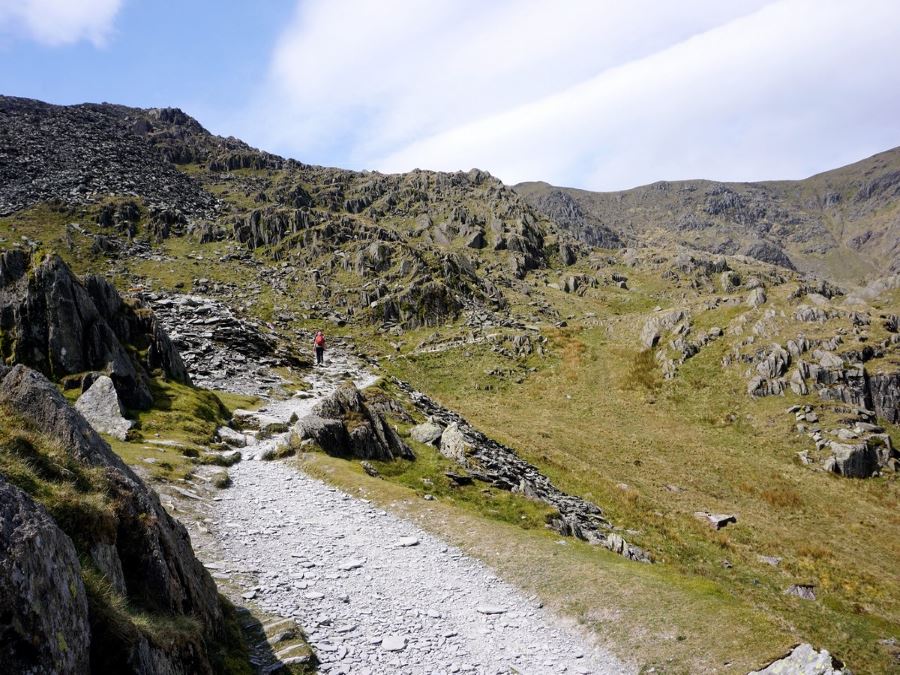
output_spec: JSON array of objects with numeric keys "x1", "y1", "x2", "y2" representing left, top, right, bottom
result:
[
  {"x1": 0, "y1": 365, "x2": 225, "y2": 653},
  {"x1": 825, "y1": 441, "x2": 880, "y2": 478},
  {"x1": 293, "y1": 382, "x2": 414, "y2": 461},
  {"x1": 0, "y1": 251, "x2": 189, "y2": 409},
  {"x1": 74, "y1": 375, "x2": 134, "y2": 440},
  {"x1": 410, "y1": 421, "x2": 444, "y2": 445},
  {"x1": 0, "y1": 476, "x2": 91, "y2": 674},
  {"x1": 439, "y1": 422, "x2": 469, "y2": 463}
]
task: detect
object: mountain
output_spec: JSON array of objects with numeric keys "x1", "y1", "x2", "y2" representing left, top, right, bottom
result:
[
  {"x1": 515, "y1": 148, "x2": 900, "y2": 283},
  {"x1": 0, "y1": 95, "x2": 899, "y2": 673}
]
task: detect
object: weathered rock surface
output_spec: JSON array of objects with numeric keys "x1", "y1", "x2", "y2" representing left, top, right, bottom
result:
[
  {"x1": 0, "y1": 364, "x2": 226, "y2": 670},
  {"x1": 74, "y1": 374, "x2": 134, "y2": 440},
  {"x1": 0, "y1": 250, "x2": 188, "y2": 409},
  {"x1": 410, "y1": 420, "x2": 444, "y2": 445},
  {"x1": 293, "y1": 381, "x2": 414, "y2": 461},
  {"x1": 0, "y1": 476, "x2": 91, "y2": 674}
]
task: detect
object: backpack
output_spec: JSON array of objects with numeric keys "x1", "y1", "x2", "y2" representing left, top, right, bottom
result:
[{"x1": 315, "y1": 333, "x2": 325, "y2": 347}]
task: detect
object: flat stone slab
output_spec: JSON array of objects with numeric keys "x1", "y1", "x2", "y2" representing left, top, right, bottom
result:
[
  {"x1": 476, "y1": 604, "x2": 507, "y2": 615},
  {"x1": 337, "y1": 558, "x2": 365, "y2": 571},
  {"x1": 380, "y1": 635, "x2": 407, "y2": 652}
]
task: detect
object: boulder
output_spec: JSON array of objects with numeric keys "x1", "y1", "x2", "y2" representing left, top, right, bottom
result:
[
  {"x1": 825, "y1": 441, "x2": 879, "y2": 478},
  {"x1": 746, "y1": 287, "x2": 767, "y2": 308},
  {"x1": 74, "y1": 375, "x2": 134, "y2": 440},
  {"x1": 694, "y1": 512, "x2": 737, "y2": 529},
  {"x1": 293, "y1": 382, "x2": 414, "y2": 461},
  {"x1": 0, "y1": 476, "x2": 90, "y2": 674},
  {"x1": 410, "y1": 421, "x2": 444, "y2": 445},
  {"x1": 439, "y1": 422, "x2": 469, "y2": 463},
  {"x1": 749, "y1": 643, "x2": 845, "y2": 675}
]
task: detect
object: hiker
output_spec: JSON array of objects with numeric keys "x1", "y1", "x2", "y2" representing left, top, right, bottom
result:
[{"x1": 313, "y1": 330, "x2": 326, "y2": 365}]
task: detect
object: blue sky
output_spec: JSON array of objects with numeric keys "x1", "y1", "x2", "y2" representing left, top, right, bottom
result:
[{"x1": 3, "y1": 0, "x2": 900, "y2": 191}]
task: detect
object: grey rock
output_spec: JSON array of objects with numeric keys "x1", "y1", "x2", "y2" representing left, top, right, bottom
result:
[
  {"x1": 380, "y1": 635, "x2": 407, "y2": 651},
  {"x1": 784, "y1": 584, "x2": 817, "y2": 601},
  {"x1": 0, "y1": 476, "x2": 90, "y2": 674},
  {"x1": 293, "y1": 382, "x2": 413, "y2": 461},
  {"x1": 747, "y1": 287, "x2": 767, "y2": 308},
  {"x1": 694, "y1": 512, "x2": 737, "y2": 529},
  {"x1": 410, "y1": 421, "x2": 444, "y2": 445},
  {"x1": 74, "y1": 375, "x2": 133, "y2": 440},
  {"x1": 439, "y1": 422, "x2": 469, "y2": 463},
  {"x1": 749, "y1": 643, "x2": 845, "y2": 674}
]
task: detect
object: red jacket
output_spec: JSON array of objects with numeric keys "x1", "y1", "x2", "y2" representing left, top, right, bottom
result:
[{"x1": 314, "y1": 333, "x2": 325, "y2": 348}]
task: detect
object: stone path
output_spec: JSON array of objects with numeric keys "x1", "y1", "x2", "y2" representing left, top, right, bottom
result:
[{"x1": 209, "y1": 352, "x2": 630, "y2": 674}]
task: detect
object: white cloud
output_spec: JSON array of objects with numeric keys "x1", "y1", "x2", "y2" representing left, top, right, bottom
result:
[
  {"x1": 240, "y1": 0, "x2": 900, "y2": 190},
  {"x1": 0, "y1": 0, "x2": 123, "y2": 47}
]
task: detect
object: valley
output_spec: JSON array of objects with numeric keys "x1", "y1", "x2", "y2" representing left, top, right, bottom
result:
[{"x1": 0, "y1": 96, "x2": 897, "y2": 674}]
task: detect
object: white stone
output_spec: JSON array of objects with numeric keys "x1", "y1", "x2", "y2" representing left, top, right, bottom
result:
[{"x1": 74, "y1": 376, "x2": 133, "y2": 440}]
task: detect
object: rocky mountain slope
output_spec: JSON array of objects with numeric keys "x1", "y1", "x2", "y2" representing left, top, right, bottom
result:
[
  {"x1": 515, "y1": 148, "x2": 900, "y2": 283},
  {"x1": 0, "y1": 363, "x2": 243, "y2": 673},
  {"x1": 0, "y1": 95, "x2": 898, "y2": 673}
]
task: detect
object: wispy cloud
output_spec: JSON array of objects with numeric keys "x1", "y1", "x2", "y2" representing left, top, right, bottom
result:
[
  {"x1": 0, "y1": 0, "x2": 123, "y2": 47},
  {"x1": 239, "y1": 0, "x2": 900, "y2": 189}
]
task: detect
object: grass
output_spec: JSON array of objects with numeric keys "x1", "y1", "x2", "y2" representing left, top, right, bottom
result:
[
  {"x1": 107, "y1": 378, "x2": 231, "y2": 480},
  {"x1": 378, "y1": 317, "x2": 900, "y2": 673}
]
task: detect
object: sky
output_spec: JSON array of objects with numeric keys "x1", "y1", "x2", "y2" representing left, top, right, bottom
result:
[{"x1": 2, "y1": 0, "x2": 900, "y2": 191}]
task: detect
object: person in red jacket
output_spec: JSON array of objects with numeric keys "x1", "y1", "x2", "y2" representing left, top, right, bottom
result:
[{"x1": 313, "y1": 330, "x2": 326, "y2": 365}]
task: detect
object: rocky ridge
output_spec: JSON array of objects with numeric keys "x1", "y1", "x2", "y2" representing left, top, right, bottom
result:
[
  {"x1": 516, "y1": 147, "x2": 900, "y2": 281},
  {"x1": 0, "y1": 249, "x2": 188, "y2": 409},
  {"x1": 395, "y1": 380, "x2": 651, "y2": 562}
]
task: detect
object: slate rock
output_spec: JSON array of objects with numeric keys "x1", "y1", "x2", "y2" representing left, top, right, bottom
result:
[{"x1": 0, "y1": 476, "x2": 90, "y2": 674}]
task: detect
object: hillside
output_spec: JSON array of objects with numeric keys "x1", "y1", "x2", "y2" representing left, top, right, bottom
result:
[
  {"x1": 0, "y1": 96, "x2": 898, "y2": 673},
  {"x1": 515, "y1": 149, "x2": 900, "y2": 283}
]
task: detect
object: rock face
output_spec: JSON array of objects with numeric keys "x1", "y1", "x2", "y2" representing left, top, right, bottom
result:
[
  {"x1": 74, "y1": 374, "x2": 134, "y2": 440},
  {"x1": 0, "y1": 364, "x2": 226, "y2": 671},
  {"x1": 0, "y1": 476, "x2": 91, "y2": 674},
  {"x1": 293, "y1": 382, "x2": 414, "y2": 461},
  {"x1": 0, "y1": 250, "x2": 189, "y2": 409}
]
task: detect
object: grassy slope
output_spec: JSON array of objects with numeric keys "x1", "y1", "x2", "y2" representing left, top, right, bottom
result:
[{"x1": 369, "y1": 282, "x2": 900, "y2": 672}]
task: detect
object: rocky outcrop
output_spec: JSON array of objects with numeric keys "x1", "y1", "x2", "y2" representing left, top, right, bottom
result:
[
  {"x1": 394, "y1": 379, "x2": 650, "y2": 562},
  {"x1": 0, "y1": 476, "x2": 91, "y2": 674},
  {"x1": 868, "y1": 371, "x2": 900, "y2": 424},
  {"x1": 293, "y1": 382, "x2": 414, "y2": 461},
  {"x1": 0, "y1": 364, "x2": 227, "y2": 670},
  {"x1": 0, "y1": 251, "x2": 189, "y2": 409}
]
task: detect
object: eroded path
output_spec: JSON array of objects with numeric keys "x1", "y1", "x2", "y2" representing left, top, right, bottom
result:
[{"x1": 207, "y1": 351, "x2": 630, "y2": 674}]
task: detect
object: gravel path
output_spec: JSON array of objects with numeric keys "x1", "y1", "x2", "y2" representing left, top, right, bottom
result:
[{"x1": 211, "y1": 352, "x2": 630, "y2": 674}]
